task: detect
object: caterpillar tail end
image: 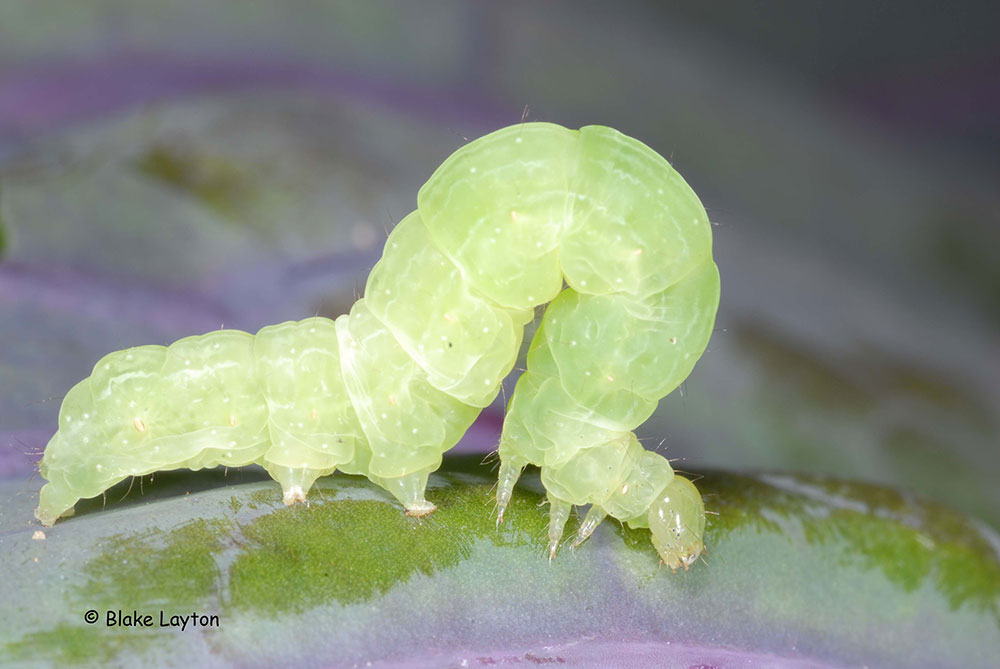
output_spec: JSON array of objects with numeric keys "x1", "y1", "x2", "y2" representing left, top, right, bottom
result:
[
  {"x1": 35, "y1": 482, "x2": 78, "y2": 527},
  {"x1": 546, "y1": 498, "x2": 572, "y2": 562},
  {"x1": 496, "y1": 455, "x2": 526, "y2": 527}
]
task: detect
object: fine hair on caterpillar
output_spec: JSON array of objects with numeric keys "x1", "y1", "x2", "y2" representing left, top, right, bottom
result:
[{"x1": 35, "y1": 122, "x2": 720, "y2": 571}]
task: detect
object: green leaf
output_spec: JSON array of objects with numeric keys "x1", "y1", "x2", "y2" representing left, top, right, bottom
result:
[{"x1": 2, "y1": 457, "x2": 997, "y2": 666}]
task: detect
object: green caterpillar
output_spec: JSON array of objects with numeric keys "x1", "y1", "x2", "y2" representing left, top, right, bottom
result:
[{"x1": 35, "y1": 122, "x2": 719, "y2": 571}]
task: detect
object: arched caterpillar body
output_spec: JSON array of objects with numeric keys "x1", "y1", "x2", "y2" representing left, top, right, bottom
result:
[{"x1": 35, "y1": 123, "x2": 719, "y2": 570}]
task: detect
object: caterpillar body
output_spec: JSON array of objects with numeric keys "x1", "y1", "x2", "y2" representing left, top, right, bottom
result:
[{"x1": 35, "y1": 123, "x2": 719, "y2": 571}]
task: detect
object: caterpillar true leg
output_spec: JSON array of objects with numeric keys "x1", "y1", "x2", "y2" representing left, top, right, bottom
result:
[
  {"x1": 491, "y1": 125, "x2": 719, "y2": 567},
  {"x1": 571, "y1": 505, "x2": 608, "y2": 549},
  {"x1": 546, "y1": 497, "x2": 572, "y2": 560},
  {"x1": 495, "y1": 455, "x2": 526, "y2": 525}
]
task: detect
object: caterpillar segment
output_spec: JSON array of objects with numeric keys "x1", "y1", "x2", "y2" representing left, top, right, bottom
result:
[{"x1": 35, "y1": 123, "x2": 719, "y2": 571}]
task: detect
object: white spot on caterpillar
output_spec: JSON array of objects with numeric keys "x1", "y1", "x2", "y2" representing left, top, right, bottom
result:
[
  {"x1": 515, "y1": 137, "x2": 522, "y2": 144},
  {"x1": 469, "y1": 166, "x2": 477, "y2": 173},
  {"x1": 633, "y1": 248, "x2": 643, "y2": 256},
  {"x1": 104, "y1": 363, "x2": 110, "y2": 370},
  {"x1": 213, "y1": 343, "x2": 220, "y2": 349},
  {"x1": 510, "y1": 210, "x2": 518, "y2": 222},
  {"x1": 381, "y1": 413, "x2": 388, "y2": 419},
  {"x1": 571, "y1": 340, "x2": 577, "y2": 346},
  {"x1": 444, "y1": 313, "x2": 454, "y2": 322},
  {"x1": 412, "y1": 428, "x2": 419, "y2": 434},
  {"x1": 388, "y1": 395, "x2": 397, "y2": 406},
  {"x1": 670, "y1": 337, "x2": 677, "y2": 345},
  {"x1": 621, "y1": 484, "x2": 630, "y2": 495},
  {"x1": 133, "y1": 417, "x2": 146, "y2": 433},
  {"x1": 657, "y1": 188, "x2": 664, "y2": 195},
  {"x1": 185, "y1": 360, "x2": 191, "y2": 366},
  {"x1": 607, "y1": 375, "x2": 615, "y2": 382},
  {"x1": 96, "y1": 464, "x2": 103, "y2": 471},
  {"x1": 322, "y1": 443, "x2": 329, "y2": 449},
  {"x1": 211, "y1": 429, "x2": 217, "y2": 435},
  {"x1": 83, "y1": 437, "x2": 89, "y2": 444}
]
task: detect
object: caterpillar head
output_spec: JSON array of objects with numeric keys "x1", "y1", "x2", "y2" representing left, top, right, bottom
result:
[{"x1": 648, "y1": 475, "x2": 705, "y2": 572}]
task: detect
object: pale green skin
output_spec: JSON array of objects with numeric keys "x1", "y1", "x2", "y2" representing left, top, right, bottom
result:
[{"x1": 35, "y1": 123, "x2": 719, "y2": 570}]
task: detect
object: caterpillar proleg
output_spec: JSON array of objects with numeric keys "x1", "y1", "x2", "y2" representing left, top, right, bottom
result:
[{"x1": 35, "y1": 123, "x2": 719, "y2": 571}]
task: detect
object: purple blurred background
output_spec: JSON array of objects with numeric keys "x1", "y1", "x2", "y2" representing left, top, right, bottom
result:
[{"x1": 1, "y1": 0, "x2": 998, "y2": 525}]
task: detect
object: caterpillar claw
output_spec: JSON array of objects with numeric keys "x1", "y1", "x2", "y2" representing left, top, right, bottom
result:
[
  {"x1": 404, "y1": 500, "x2": 437, "y2": 518},
  {"x1": 495, "y1": 456, "x2": 525, "y2": 527},
  {"x1": 547, "y1": 539, "x2": 559, "y2": 563},
  {"x1": 282, "y1": 486, "x2": 307, "y2": 505},
  {"x1": 267, "y1": 465, "x2": 327, "y2": 506},
  {"x1": 571, "y1": 505, "x2": 608, "y2": 549},
  {"x1": 370, "y1": 467, "x2": 435, "y2": 517},
  {"x1": 546, "y1": 497, "x2": 571, "y2": 561}
]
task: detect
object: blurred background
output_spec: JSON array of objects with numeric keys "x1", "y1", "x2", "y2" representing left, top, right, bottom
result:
[{"x1": 1, "y1": 0, "x2": 997, "y2": 527}]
